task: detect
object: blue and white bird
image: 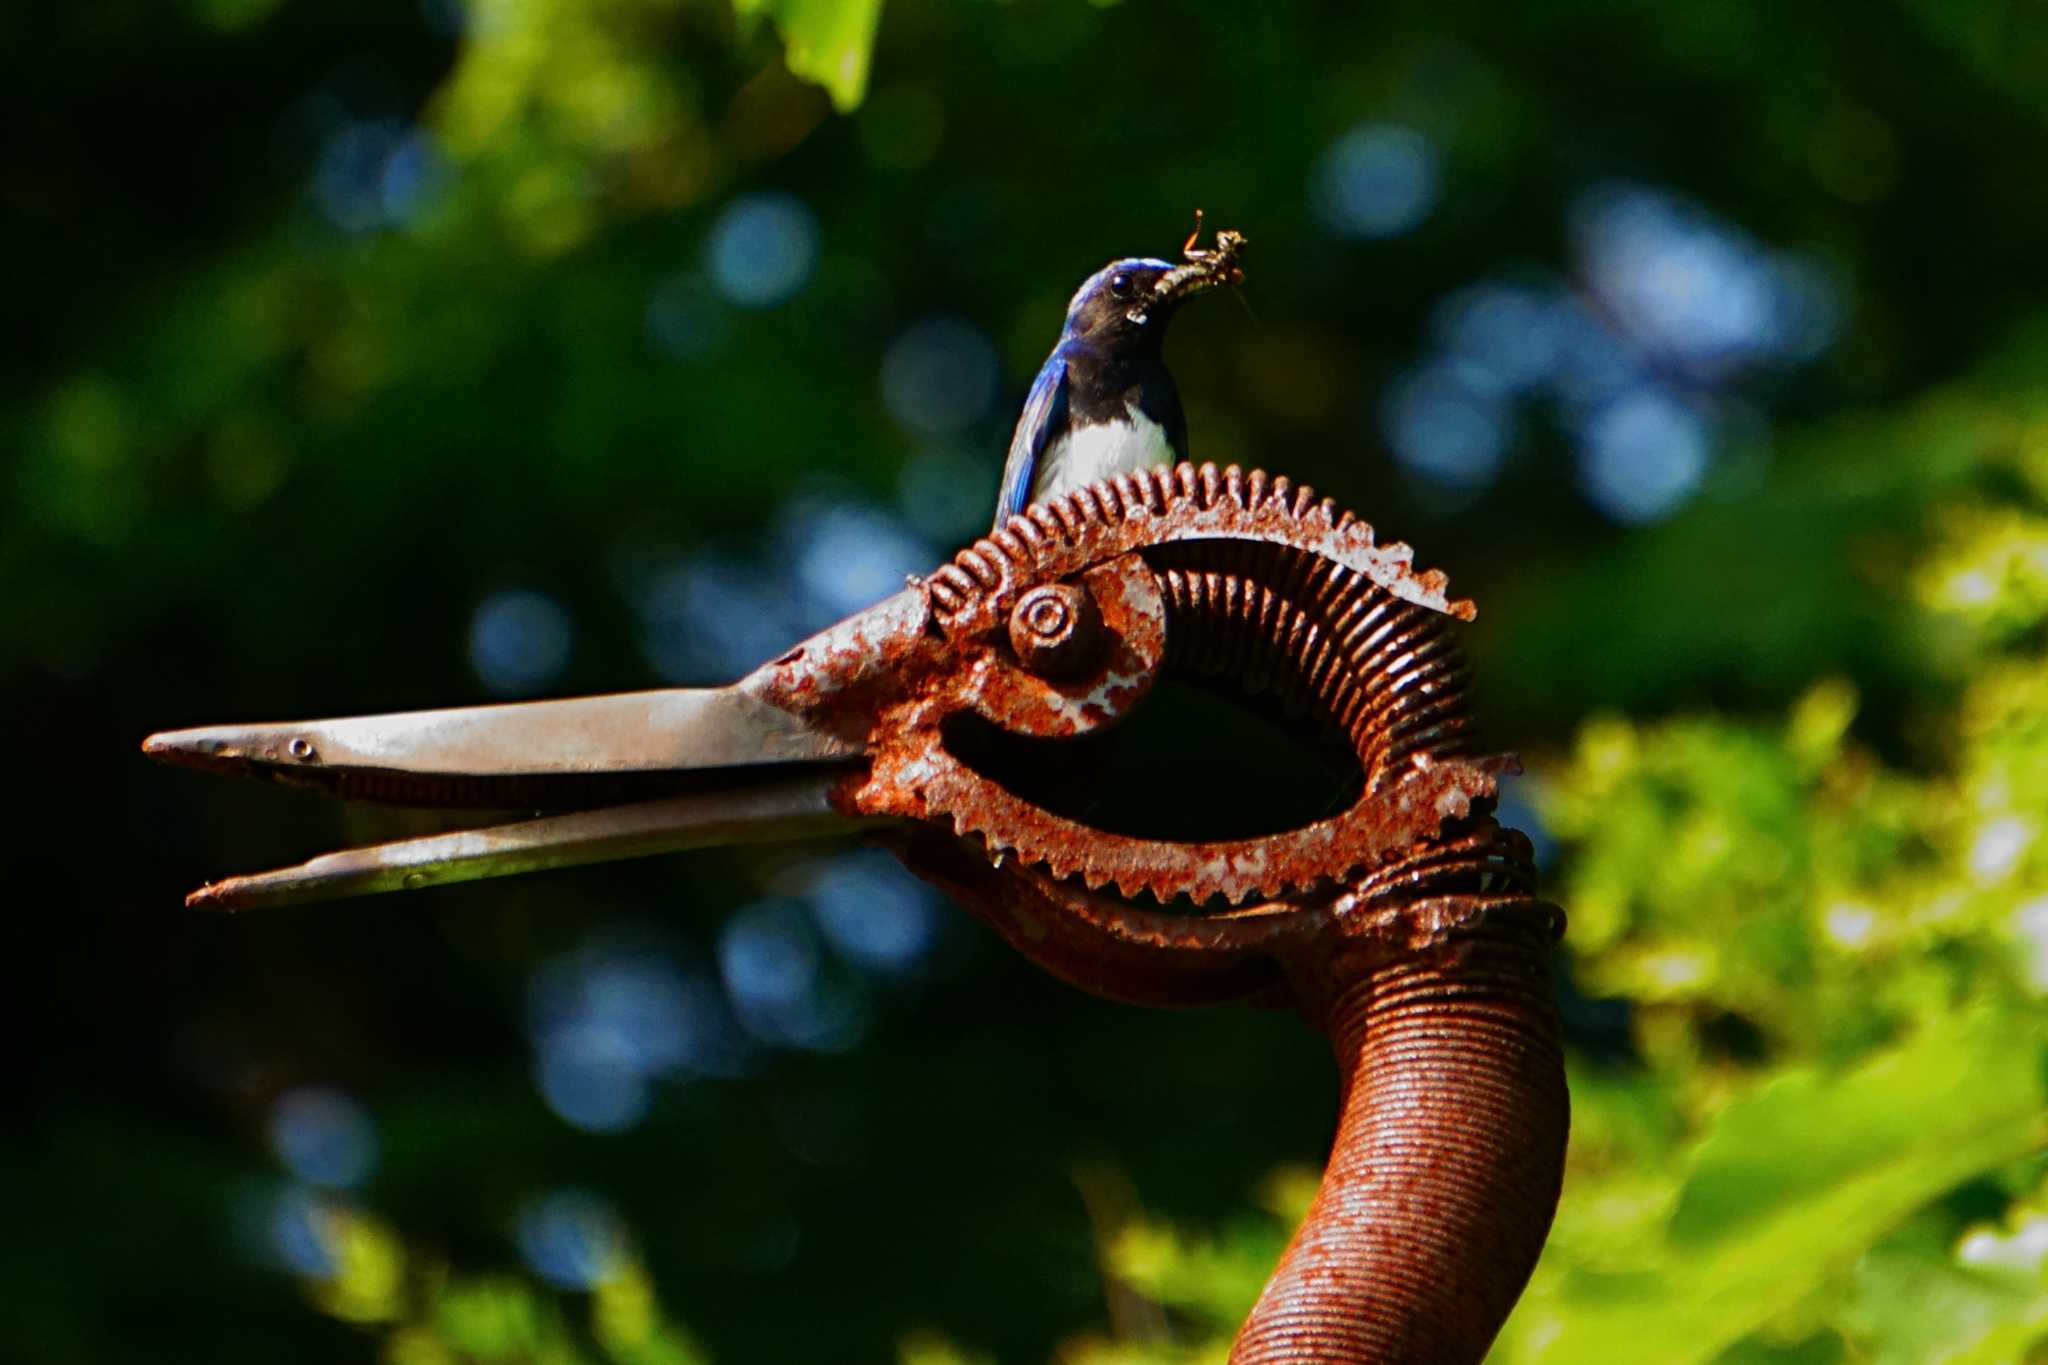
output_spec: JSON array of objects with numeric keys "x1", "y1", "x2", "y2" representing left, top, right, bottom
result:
[{"x1": 994, "y1": 230, "x2": 1245, "y2": 528}]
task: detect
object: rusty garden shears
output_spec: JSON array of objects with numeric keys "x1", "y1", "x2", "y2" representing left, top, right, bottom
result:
[{"x1": 148, "y1": 463, "x2": 1567, "y2": 1365}]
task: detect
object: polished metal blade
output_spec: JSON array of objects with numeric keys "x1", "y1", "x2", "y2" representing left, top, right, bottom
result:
[
  {"x1": 184, "y1": 771, "x2": 870, "y2": 912},
  {"x1": 143, "y1": 685, "x2": 860, "y2": 806}
]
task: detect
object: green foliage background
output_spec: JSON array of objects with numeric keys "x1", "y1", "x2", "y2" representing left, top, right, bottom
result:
[{"x1": 8, "y1": 2, "x2": 2047, "y2": 1361}]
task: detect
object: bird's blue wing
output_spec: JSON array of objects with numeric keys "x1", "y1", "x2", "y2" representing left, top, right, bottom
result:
[{"x1": 994, "y1": 358, "x2": 1070, "y2": 526}]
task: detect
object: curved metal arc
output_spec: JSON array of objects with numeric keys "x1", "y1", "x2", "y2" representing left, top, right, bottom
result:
[
  {"x1": 932, "y1": 465, "x2": 1475, "y2": 637},
  {"x1": 868, "y1": 744, "x2": 1512, "y2": 907}
]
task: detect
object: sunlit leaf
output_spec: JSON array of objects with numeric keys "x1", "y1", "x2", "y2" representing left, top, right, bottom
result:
[
  {"x1": 1500, "y1": 1007, "x2": 2048, "y2": 1363},
  {"x1": 732, "y1": 0, "x2": 885, "y2": 111}
]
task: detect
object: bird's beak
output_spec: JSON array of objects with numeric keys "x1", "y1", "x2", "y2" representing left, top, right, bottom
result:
[
  {"x1": 142, "y1": 588, "x2": 935, "y2": 911},
  {"x1": 1149, "y1": 227, "x2": 1248, "y2": 307}
]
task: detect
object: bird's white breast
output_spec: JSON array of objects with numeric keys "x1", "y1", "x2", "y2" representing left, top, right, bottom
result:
[{"x1": 1031, "y1": 400, "x2": 1175, "y2": 501}]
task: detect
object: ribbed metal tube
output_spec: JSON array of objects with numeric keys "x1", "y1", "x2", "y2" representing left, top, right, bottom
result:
[{"x1": 1230, "y1": 917, "x2": 1567, "y2": 1364}]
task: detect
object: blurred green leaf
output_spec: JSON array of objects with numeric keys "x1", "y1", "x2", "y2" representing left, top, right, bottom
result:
[
  {"x1": 1501, "y1": 1010, "x2": 2046, "y2": 1362},
  {"x1": 1838, "y1": 1207, "x2": 2048, "y2": 1365},
  {"x1": 732, "y1": 0, "x2": 884, "y2": 110}
]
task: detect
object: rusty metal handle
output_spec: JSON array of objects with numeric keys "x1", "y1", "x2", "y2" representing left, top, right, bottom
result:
[{"x1": 1231, "y1": 916, "x2": 1567, "y2": 1364}]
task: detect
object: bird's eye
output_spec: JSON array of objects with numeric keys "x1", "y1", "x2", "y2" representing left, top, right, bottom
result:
[{"x1": 1110, "y1": 273, "x2": 1133, "y2": 297}]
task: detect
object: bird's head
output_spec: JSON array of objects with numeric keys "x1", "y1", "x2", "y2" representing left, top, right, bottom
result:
[{"x1": 1061, "y1": 245, "x2": 1242, "y2": 346}]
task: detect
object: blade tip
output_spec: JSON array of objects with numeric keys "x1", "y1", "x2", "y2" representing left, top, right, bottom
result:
[
  {"x1": 186, "y1": 881, "x2": 244, "y2": 912},
  {"x1": 142, "y1": 727, "x2": 220, "y2": 770}
]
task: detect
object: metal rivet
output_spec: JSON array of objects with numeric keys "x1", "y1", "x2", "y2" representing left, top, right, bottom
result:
[
  {"x1": 1008, "y1": 583, "x2": 1101, "y2": 678},
  {"x1": 287, "y1": 737, "x2": 317, "y2": 762},
  {"x1": 1024, "y1": 594, "x2": 1071, "y2": 638},
  {"x1": 402, "y1": 872, "x2": 429, "y2": 890}
]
